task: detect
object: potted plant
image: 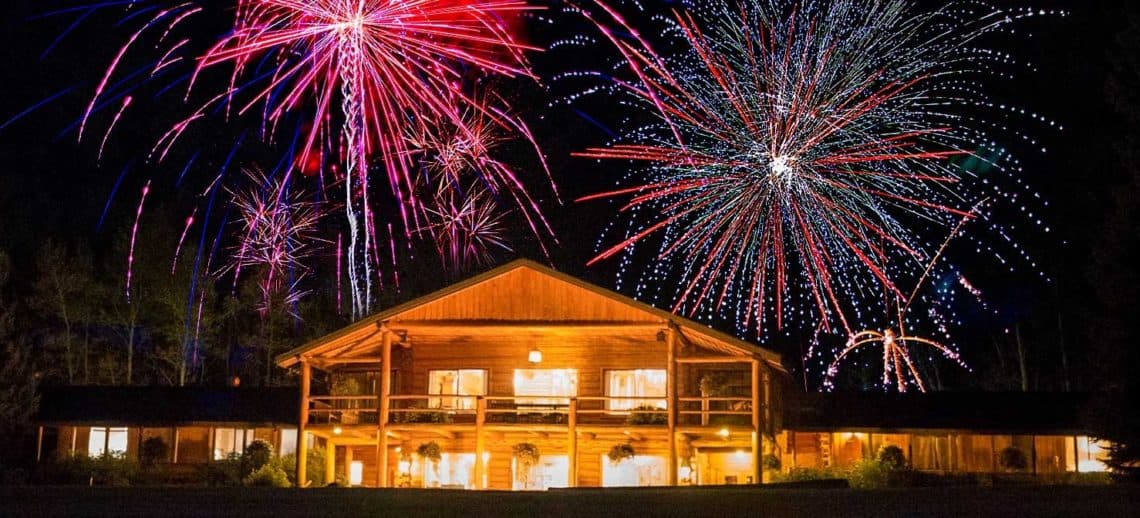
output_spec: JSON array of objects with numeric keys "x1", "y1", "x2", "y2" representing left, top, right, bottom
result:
[
  {"x1": 607, "y1": 443, "x2": 636, "y2": 466},
  {"x1": 512, "y1": 443, "x2": 541, "y2": 489},
  {"x1": 417, "y1": 441, "x2": 443, "y2": 486},
  {"x1": 626, "y1": 405, "x2": 668, "y2": 425},
  {"x1": 331, "y1": 375, "x2": 364, "y2": 424}
]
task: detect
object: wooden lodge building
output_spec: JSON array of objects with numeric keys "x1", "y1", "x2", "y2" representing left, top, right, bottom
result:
[{"x1": 33, "y1": 260, "x2": 1111, "y2": 487}]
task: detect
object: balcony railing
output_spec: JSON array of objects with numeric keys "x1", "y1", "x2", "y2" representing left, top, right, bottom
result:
[{"x1": 307, "y1": 394, "x2": 758, "y2": 428}]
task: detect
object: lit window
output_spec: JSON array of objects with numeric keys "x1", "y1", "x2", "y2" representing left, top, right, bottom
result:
[
  {"x1": 88, "y1": 427, "x2": 129, "y2": 456},
  {"x1": 1076, "y1": 436, "x2": 1110, "y2": 472},
  {"x1": 213, "y1": 428, "x2": 256, "y2": 460},
  {"x1": 601, "y1": 454, "x2": 667, "y2": 487},
  {"x1": 606, "y1": 370, "x2": 667, "y2": 410},
  {"x1": 428, "y1": 369, "x2": 487, "y2": 410},
  {"x1": 514, "y1": 369, "x2": 578, "y2": 406},
  {"x1": 513, "y1": 455, "x2": 569, "y2": 490}
]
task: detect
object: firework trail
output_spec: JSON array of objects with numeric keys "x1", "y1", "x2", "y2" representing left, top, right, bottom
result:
[
  {"x1": 218, "y1": 168, "x2": 323, "y2": 316},
  {"x1": 563, "y1": 0, "x2": 1060, "y2": 344},
  {"x1": 24, "y1": 0, "x2": 557, "y2": 322}
]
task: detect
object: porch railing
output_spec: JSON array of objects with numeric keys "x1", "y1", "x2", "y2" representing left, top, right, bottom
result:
[{"x1": 307, "y1": 394, "x2": 759, "y2": 428}]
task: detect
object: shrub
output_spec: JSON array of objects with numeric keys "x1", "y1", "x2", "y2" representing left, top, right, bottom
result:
[
  {"x1": 392, "y1": 410, "x2": 452, "y2": 424},
  {"x1": 607, "y1": 443, "x2": 635, "y2": 465},
  {"x1": 770, "y1": 466, "x2": 845, "y2": 483},
  {"x1": 244, "y1": 463, "x2": 291, "y2": 487},
  {"x1": 877, "y1": 445, "x2": 907, "y2": 470},
  {"x1": 626, "y1": 405, "x2": 668, "y2": 425},
  {"x1": 244, "y1": 440, "x2": 274, "y2": 472},
  {"x1": 280, "y1": 445, "x2": 328, "y2": 487},
  {"x1": 206, "y1": 453, "x2": 244, "y2": 486},
  {"x1": 140, "y1": 437, "x2": 169, "y2": 467},
  {"x1": 847, "y1": 459, "x2": 890, "y2": 489},
  {"x1": 998, "y1": 447, "x2": 1029, "y2": 472},
  {"x1": 762, "y1": 454, "x2": 781, "y2": 471}
]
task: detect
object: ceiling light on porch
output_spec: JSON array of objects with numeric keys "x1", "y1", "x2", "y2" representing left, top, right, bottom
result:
[
  {"x1": 717, "y1": 428, "x2": 730, "y2": 438},
  {"x1": 528, "y1": 346, "x2": 542, "y2": 364},
  {"x1": 333, "y1": 426, "x2": 343, "y2": 435}
]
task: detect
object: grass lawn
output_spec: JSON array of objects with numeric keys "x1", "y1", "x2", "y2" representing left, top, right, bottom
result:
[{"x1": 1, "y1": 484, "x2": 1136, "y2": 517}]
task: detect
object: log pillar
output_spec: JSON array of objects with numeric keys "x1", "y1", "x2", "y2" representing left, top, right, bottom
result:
[
  {"x1": 666, "y1": 326, "x2": 678, "y2": 486},
  {"x1": 376, "y1": 330, "x2": 393, "y2": 487},
  {"x1": 297, "y1": 359, "x2": 311, "y2": 487},
  {"x1": 325, "y1": 440, "x2": 336, "y2": 486},
  {"x1": 567, "y1": 397, "x2": 578, "y2": 487},
  {"x1": 475, "y1": 396, "x2": 487, "y2": 489},
  {"x1": 35, "y1": 426, "x2": 44, "y2": 462},
  {"x1": 751, "y1": 359, "x2": 762, "y2": 484}
]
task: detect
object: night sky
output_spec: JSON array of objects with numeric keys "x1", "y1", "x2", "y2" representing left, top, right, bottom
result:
[{"x1": 0, "y1": 0, "x2": 1135, "y2": 390}]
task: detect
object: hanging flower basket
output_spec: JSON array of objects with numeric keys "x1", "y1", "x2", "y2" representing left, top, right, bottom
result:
[
  {"x1": 607, "y1": 443, "x2": 636, "y2": 465},
  {"x1": 512, "y1": 443, "x2": 541, "y2": 466},
  {"x1": 416, "y1": 441, "x2": 442, "y2": 463}
]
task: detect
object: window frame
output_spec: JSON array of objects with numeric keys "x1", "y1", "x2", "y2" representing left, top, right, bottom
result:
[
  {"x1": 427, "y1": 368, "x2": 488, "y2": 410},
  {"x1": 512, "y1": 368, "x2": 579, "y2": 406},
  {"x1": 604, "y1": 369, "x2": 668, "y2": 411}
]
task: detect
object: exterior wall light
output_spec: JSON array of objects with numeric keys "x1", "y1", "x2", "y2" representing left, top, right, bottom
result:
[{"x1": 528, "y1": 346, "x2": 542, "y2": 364}]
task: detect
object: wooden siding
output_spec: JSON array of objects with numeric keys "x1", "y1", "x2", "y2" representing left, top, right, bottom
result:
[
  {"x1": 400, "y1": 331, "x2": 668, "y2": 399},
  {"x1": 394, "y1": 267, "x2": 664, "y2": 323}
]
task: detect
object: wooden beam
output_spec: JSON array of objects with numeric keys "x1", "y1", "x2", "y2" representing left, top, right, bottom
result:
[
  {"x1": 676, "y1": 357, "x2": 752, "y2": 364},
  {"x1": 297, "y1": 360, "x2": 311, "y2": 487},
  {"x1": 568, "y1": 398, "x2": 578, "y2": 488},
  {"x1": 666, "y1": 326, "x2": 678, "y2": 486},
  {"x1": 751, "y1": 359, "x2": 762, "y2": 484},
  {"x1": 325, "y1": 439, "x2": 336, "y2": 486},
  {"x1": 377, "y1": 331, "x2": 392, "y2": 488},
  {"x1": 474, "y1": 396, "x2": 487, "y2": 489}
]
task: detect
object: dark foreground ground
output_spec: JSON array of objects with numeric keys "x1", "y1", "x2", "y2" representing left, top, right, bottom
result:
[{"x1": 1, "y1": 485, "x2": 1137, "y2": 518}]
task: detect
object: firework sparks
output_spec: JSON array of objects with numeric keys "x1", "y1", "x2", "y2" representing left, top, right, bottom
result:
[
  {"x1": 44, "y1": 0, "x2": 556, "y2": 322},
  {"x1": 189, "y1": 0, "x2": 548, "y2": 318},
  {"x1": 219, "y1": 168, "x2": 323, "y2": 316},
  {"x1": 565, "y1": 0, "x2": 1059, "y2": 339}
]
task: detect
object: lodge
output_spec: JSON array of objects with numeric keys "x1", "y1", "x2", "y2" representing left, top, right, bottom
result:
[{"x1": 32, "y1": 260, "x2": 1111, "y2": 488}]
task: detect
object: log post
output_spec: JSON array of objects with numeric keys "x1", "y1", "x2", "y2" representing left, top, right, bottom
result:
[
  {"x1": 568, "y1": 397, "x2": 578, "y2": 487},
  {"x1": 475, "y1": 396, "x2": 487, "y2": 489},
  {"x1": 666, "y1": 326, "x2": 678, "y2": 485},
  {"x1": 377, "y1": 330, "x2": 393, "y2": 487},
  {"x1": 36, "y1": 426, "x2": 44, "y2": 462},
  {"x1": 751, "y1": 359, "x2": 762, "y2": 484},
  {"x1": 325, "y1": 440, "x2": 336, "y2": 486},
  {"x1": 297, "y1": 359, "x2": 311, "y2": 487}
]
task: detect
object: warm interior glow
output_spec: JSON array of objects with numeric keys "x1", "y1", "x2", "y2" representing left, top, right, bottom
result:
[
  {"x1": 349, "y1": 461, "x2": 364, "y2": 486},
  {"x1": 606, "y1": 369, "x2": 667, "y2": 410},
  {"x1": 528, "y1": 347, "x2": 543, "y2": 364},
  {"x1": 514, "y1": 368, "x2": 578, "y2": 405}
]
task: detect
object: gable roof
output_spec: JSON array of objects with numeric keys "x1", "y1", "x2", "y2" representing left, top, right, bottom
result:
[
  {"x1": 276, "y1": 259, "x2": 782, "y2": 368},
  {"x1": 36, "y1": 386, "x2": 297, "y2": 426}
]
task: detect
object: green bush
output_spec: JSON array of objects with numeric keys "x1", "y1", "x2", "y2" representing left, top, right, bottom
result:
[
  {"x1": 877, "y1": 445, "x2": 907, "y2": 470},
  {"x1": 206, "y1": 453, "x2": 244, "y2": 486},
  {"x1": 626, "y1": 405, "x2": 668, "y2": 425},
  {"x1": 244, "y1": 440, "x2": 274, "y2": 472},
  {"x1": 392, "y1": 410, "x2": 452, "y2": 424},
  {"x1": 998, "y1": 447, "x2": 1029, "y2": 472},
  {"x1": 762, "y1": 454, "x2": 781, "y2": 471},
  {"x1": 847, "y1": 459, "x2": 890, "y2": 489},
  {"x1": 770, "y1": 466, "x2": 845, "y2": 483},
  {"x1": 42, "y1": 452, "x2": 140, "y2": 486},
  {"x1": 140, "y1": 437, "x2": 169, "y2": 467},
  {"x1": 244, "y1": 463, "x2": 291, "y2": 487},
  {"x1": 280, "y1": 445, "x2": 327, "y2": 487}
]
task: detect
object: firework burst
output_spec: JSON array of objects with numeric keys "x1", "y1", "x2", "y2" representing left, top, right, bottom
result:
[
  {"x1": 36, "y1": 0, "x2": 556, "y2": 321},
  {"x1": 219, "y1": 168, "x2": 324, "y2": 316},
  {"x1": 563, "y1": 0, "x2": 1059, "y2": 342}
]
